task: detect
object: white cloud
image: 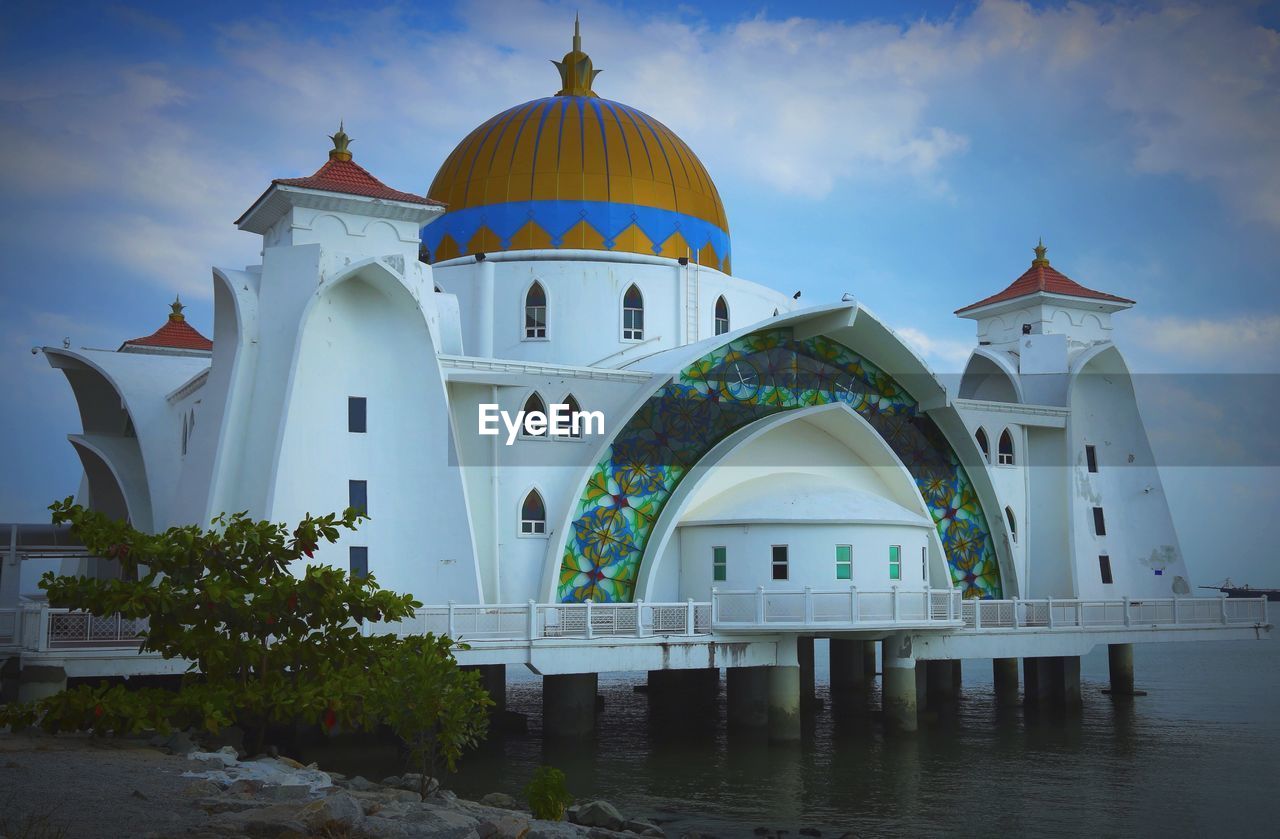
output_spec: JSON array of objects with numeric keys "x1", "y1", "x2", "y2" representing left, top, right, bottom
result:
[
  {"x1": 893, "y1": 325, "x2": 974, "y2": 370},
  {"x1": 1126, "y1": 313, "x2": 1280, "y2": 372}
]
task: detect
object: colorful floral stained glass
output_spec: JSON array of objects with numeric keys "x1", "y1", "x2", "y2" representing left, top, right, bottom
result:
[{"x1": 557, "y1": 329, "x2": 1003, "y2": 602}]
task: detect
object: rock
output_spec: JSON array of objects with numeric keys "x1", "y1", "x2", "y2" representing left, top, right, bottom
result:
[
  {"x1": 212, "y1": 802, "x2": 309, "y2": 837},
  {"x1": 799, "y1": 830, "x2": 821, "y2": 837},
  {"x1": 477, "y1": 812, "x2": 532, "y2": 839},
  {"x1": 394, "y1": 806, "x2": 482, "y2": 837},
  {"x1": 183, "y1": 779, "x2": 224, "y2": 798},
  {"x1": 382, "y1": 774, "x2": 405, "y2": 788},
  {"x1": 571, "y1": 800, "x2": 626, "y2": 831},
  {"x1": 625, "y1": 818, "x2": 664, "y2": 836},
  {"x1": 275, "y1": 756, "x2": 305, "y2": 770},
  {"x1": 481, "y1": 792, "x2": 522, "y2": 811},
  {"x1": 261, "y1": 784, "x2": 312, "y2": 801},
  {"x1": 297, "y1": 790, "x2": 364, "y2": 831},
  {"x1": 200, "y1": 727, "x2": 246, "y2": 758},
  {"x1": 340, "y1": 774, "x2": 381, "y2": 792},
  {"x1": 328, "y1": 771, "x2": 347, "y2": 782},
  {"x1": 226, "y1": 779, "x2": 266, "y2": 797},
  {"x1": 197, "y1": 796, "x2": 260, "y2": 814},
  {"x1": 164, "y1": 730, "x2": 198, "y2": 755},
  {"x1": 527, "y1": 821, "x2": 587, "y2": 839}
]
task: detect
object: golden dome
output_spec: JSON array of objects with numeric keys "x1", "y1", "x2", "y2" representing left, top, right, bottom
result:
[{"x1": 422, "y1": 20, "x2": 730, "y2": 272}]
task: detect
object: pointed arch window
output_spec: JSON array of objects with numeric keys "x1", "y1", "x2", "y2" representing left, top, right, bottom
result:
[
  {"x1": 975, "y1": 427, "x2": 990, "y2": 462},
  {"x1": 998, "y1": 429, "x2": 1015, "y2": 465},
  {"x1": 525, "y1": 281, "x2": 547, "y2": 339},
  {"x1": 622, "y1": 284, "x2": 644, "y2": 341},
  {"x1": 1005, "y1": 506, "x2": 1017, "y2": 542},
  {"x1": 563, "y1": 393, "x2": 583, "y2": 438},
  {"x1": 714, "y1": 296, "x2": 730, "y2": 335},
  {"x1": 520, "y1": 489, "x2": 546, "y2": 535},
  {"x1": 521, "y1": 392, "x2": 548, "y2": 438}
]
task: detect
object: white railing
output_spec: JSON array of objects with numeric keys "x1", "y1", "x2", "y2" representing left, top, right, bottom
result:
[
  {"x1": 958, "y1": 595, "x2": 1268, "y2": 630},
  {"x1": 0, "y1": 608, "x2": 18, "y2": 646},
  {"x1": 368, "y1": 599, "x2": 712, "y2": 642},
  {"x1": 711, "y1": 587, "x2": 963, "y2": 629}
]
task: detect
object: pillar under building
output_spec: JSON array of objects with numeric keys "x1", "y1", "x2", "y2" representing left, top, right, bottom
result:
[
  {"x1": 463, "y1": 664, "x2": 506, "y2": 715},
  {"x1": 1106, "y1": 643, "x2": 1143, "y2": 696},
  {"x1": 542, "y1": 673, "x2": 598, "y2": 739},
  {"x1": 862, "y1": 640, "x2": 877, "y2": 679},
  {"x1": 1060, "y1": 655, "x2": 1082, "y2": 707},
  {"x1": 926, "y1": 660, "x2": 960, "y2": 706},
  {"x1": 726, "y1": 666, "x2": 770, "y2": 730},
  {"x1": 17, "y1": 665, "x2": 67, "y2": 704},
  {"x1": 881, "y1": 635, "x2": 918, "y2": 732},
  {"x1": 829, "y1": 638, "x2": 867, "y2": 690},
  {"x1": 768, "y1": 666, "x2": 801, "y2": 741},
  {"x1": 1023, "y1": 657, "x2": 1053, "y2": 706},
  {"x1": 797, "y1": 637, "x2": 816, "y2": 706},
  {"x1": 993, "y1": 658, "x2": 1019, "y2": 707}
]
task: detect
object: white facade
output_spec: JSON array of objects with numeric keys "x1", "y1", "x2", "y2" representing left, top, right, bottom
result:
[{"x1": 28, "y1": 106, "x2": 1195, "y2": 617}]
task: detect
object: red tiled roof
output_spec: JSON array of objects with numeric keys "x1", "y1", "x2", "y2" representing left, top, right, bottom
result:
[
  {"x1": 121, "y1": 316, "x2": 212, "y2": 352},
  {"x1": 272, "y1": 157, "x2": 442, "y2": 206},
  {"x1": 956, "y1": 261, "x2": 1134, "y2": 314}
]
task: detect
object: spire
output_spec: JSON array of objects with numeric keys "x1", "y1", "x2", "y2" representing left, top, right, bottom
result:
[
  {"x1": 1032, "y1": 237, "x2": 1049, "y2": 266},
  {"x1": 169, "y1": 295, "x2": 185, "y2": 322},
  {"x1": 328, "y1": 120, "x2": 353, "y2": 162},
  {"x1": 552, "y1": 14, "x2": 601, "y2": 97}
]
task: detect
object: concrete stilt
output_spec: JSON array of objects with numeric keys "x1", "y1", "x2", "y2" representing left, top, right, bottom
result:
[
  {"x1": 1106, "y1": 643, "x2": 1143, "y2": 696},
  {"x1": 829, "y1": 638, "x2": 867, "y2": 690},
  {"x1": 881, "y1": 635, "x2": 918, "y2": 732},
  {"x1": 542, "y1": 673, "x2": 598, "y2": 739},
  {"x1": 0, "y1": 657, "x2": 19, "y2": 705},
  {"x1": 1061, "y1": 656, "x2": 1082, "y2": 707},
  {"x1": 17, "y1": 665, "x2": 67, "y2": 703},
  {"x1": 993, "y1": 658, "x2": 1019, "y2": 707},
  {"x1": 862, "y1": 640, "x2": 878, "y2": 679},
  {"x1": 915, "y1": 661, "x2": 928, "y2": 709},
  {"x1": 463, "y1": 664, "x2": 506, "y2": 715},
  {"x1": 727, "y1": 666, "x2": 770, "y2": 729},
  {"x1": 1023, "y1": 657, "x2": 1053, "y2": 706},
  {"x1": 926, "y1": 660, "x2": 959, "y2": 706},
  {"x1": 797, "y1": 637, "x2": 816, "y2": 706},
  {"x1": 767, "y1": 665, "x2": 801, "y2": 741}
]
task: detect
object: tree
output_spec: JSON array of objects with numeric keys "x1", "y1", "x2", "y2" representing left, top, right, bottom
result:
[
  {"x1": 366, "y1": 635, "x2": 493, "y2": 796},
  {"x1": 0, "y1": 499, "x2": 445, "y2": 756}
]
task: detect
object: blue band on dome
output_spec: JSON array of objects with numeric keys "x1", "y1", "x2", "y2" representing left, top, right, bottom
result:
[{"x1": 421, "y1": 200, "x2": 731, "y2": 266}]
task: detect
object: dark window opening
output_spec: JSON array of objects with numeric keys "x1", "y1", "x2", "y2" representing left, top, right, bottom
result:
[
  {"x1": 520, "y1": 490, "x2": 546, "y2": 535},
  {"x1": 350, "y1": 546, "x2": 369, "y2": 578},
  {"x1": 975, "y1": 427, "x2": 990, "y2": 461},
  {"x1": 771, "y1": 545, "x2": 789, "y2": 581},
  {"x1": 1093, "y1": 506, "x2": 1106, "y2": 536},
  {"x1": 998, "y1": 429, "x2": 1015, "y2": 465},
  {"x1": 1098, "y1": 555, "x2": 1113, "y2": 584},
  {"x1": 525, "y1": 282, "x2": 547, "y2": 339},
  {"x1": 1005, "y1": 506, "x2": 1017, "y2": 542},
  {"x1": 348, "y1": 397, "x2": 367, "y2": 433},
  {"x1": 714, "y1": 296, "x2": 730, "y2": 336},
  {"x1": 349, "y1": 480, "x2": 367, "y2": 516},
  {"x1": 1085, "y1": 444, "x2": 1098, "y2": 473},
  {"x1": 623, "y1": 284, "x2": 644, "y2": 340},
  {"x1": 521, "y1": 392, "x2": 548, "y2": 437}
]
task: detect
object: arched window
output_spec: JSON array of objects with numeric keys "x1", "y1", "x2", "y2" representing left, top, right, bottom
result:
[
  {"x1": 520, "y1": 489, "x2": 546, "y2": 535},
  {"x1": 622, "y1": 284, "x2": 644, "y2": 341},
  {"x1": 521, "y1": 392, "x2": 548, "y2": 438},
  {"x1": 714, "y1": 296, "x2": 730, "y2": 335},
  {"x1": 563, "y1": 393, "x2": 582, "y2": 438},
  {"x1": 998, "y1": 429, "x2": 1015, "y2": 465},
  {"x1": 525, "y1": 281, "x2": 547, "y2": 339},
  {"x1": 975, "y1": 427, "x2": 990, "y2": 462},
  {"x1": 1005, "y1": 506, "x2": 1017, "y2": 542}
]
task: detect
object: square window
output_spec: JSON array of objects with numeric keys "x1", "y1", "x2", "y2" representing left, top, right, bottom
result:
[
  {"x1": 1085, "y1": 444, "x2": 1098, "y2": 473},
  {"x1": 348, "y1": 397, "x2": 367, "y2": 433},
  {"x1": 835, "y1": 544, "x2": 852, "y2": 581},
  {"x1": 889, "y1": 545, "x2": 901, "y2": 581},
  {"x1": 713, "y1": 546, "x2": 727, "y2": 582},
  {"x1": 1099, "y1": 555, "x2": 1113, "y2": 585},
  {"x1": 771, "y1": 545, "x2": 789, "y2": 581},
  {"x1": 350, "y1": 546, "x2": 368, "y2": 578},
  {"x1": 349, "y1": 480, "x2": 368, "y2": 516},
  {"x1": 1092, "y1": 506, "x2": 1106, "y2": 536},
  {"x1": 1154, "y1": 568, "x2": 1163, "y2": 576}
]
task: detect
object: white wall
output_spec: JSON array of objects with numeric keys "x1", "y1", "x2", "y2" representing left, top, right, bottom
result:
[{"x1": 678, "y1": 521, "x2": 930, "y2": 599}]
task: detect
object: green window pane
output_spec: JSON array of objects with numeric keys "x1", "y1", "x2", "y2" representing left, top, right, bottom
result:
[
  {"x1": 889, "y1": 545, "x2": 901, "y2": 580},
  {"x1": 836, "y1": 564, "x2": 852, "y2": 581},
  {"x1": 835, "y1": 545, "x2": 852, "y2": 580},
  {"x1": 713, "y1": 546, "x2": 727, "y2": 582}
]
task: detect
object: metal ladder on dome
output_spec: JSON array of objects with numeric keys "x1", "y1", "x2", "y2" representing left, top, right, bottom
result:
[{"x1": 684, "y1": 249, "x2": 699, "y2": 344}]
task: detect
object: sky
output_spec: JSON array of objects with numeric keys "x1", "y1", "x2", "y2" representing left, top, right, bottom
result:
[{"x1": 0, "y1": 0, "x2": 1277, "y2": 584}]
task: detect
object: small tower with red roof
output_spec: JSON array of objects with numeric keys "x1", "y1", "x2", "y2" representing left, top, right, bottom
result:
[
  {"x1": 955, "y1": 240, "x2": 1134, "y2": 351},
  {"x1": 119, "y1": 296, "x2": 213, "y2": 356}
]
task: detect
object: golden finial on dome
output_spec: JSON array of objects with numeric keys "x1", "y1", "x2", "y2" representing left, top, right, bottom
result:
[
  {"x1": 169, "y1": 295, "x2": 186, "y2": 322},
  {"x1": 553, "y1": 13, "x2": 601, "y2": 97},
  {"x1": 328, "y1": 120, "x2": 353, "y2": 161},
  {"x1": 1032, "y1": 237, "x2": 1049, "y2": 266}
]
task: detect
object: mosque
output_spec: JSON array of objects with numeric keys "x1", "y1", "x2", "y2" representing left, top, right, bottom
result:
[{"x1": 11, "y1": 20, "x2": 1261, "y2": 737}]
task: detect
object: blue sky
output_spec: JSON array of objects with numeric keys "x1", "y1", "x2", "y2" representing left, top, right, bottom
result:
[{"x1": 1, "y1": 0, "x2": 1277, "y2": 582}]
